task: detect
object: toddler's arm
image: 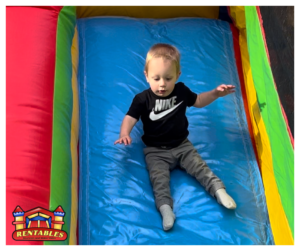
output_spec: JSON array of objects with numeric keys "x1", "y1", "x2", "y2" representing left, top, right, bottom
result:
[
  {"x1": 193, "y1": 84, "x2": 235, "y2": 108},
  {"x1": 114, "y1": 115, "x2": 138, "y2": 145}
]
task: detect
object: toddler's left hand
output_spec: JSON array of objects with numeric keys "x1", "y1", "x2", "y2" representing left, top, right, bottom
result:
[{"x1": 215, "y1": 84, "x2": 235, "y2": 97}]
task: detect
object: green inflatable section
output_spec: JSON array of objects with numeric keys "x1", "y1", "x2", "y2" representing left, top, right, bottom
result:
[
  {"x1": 245, "y1": 6, "x2": 294, "y2": 237},
  {"x1": 47, "y1": 6, "x2": 76, "y2": 245}
]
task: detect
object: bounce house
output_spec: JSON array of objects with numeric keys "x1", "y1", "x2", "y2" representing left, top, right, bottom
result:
[{"x1": 6, "y1": 6, "x2": 294, "y2": 245}]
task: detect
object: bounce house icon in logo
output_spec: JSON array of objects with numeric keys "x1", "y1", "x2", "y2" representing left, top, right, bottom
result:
[{"x1": 12, "y1": 206, "x2": 68, "y2": 241}]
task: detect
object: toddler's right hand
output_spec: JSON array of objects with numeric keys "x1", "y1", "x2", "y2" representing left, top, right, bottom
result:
[{"x1": 114, "y1": 135, "x2": 132, "y2": 145}]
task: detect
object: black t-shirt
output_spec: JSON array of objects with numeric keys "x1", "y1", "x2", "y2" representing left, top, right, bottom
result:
[{"x1": 126, "y1": 82, "x2": 198, "y2": 148}]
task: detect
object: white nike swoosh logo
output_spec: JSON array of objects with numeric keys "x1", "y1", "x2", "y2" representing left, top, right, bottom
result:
[{"x1": 149, "y1": 101, "x2": 183, "y2": 121}]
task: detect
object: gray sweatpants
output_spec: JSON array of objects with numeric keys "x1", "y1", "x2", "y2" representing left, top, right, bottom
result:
[{"x1": 143, "y1": 138, "x2": 225, "y2": 210}]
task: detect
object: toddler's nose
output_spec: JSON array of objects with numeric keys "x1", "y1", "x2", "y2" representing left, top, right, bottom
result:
[{"x1": 159, "y1": 80, "x2": 166, "y2": 88}]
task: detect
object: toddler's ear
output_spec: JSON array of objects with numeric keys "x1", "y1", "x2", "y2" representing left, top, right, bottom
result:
[
  {"x1": 144, "y1": 71, "x2": 149, "y2": 83},
  {"x1": 177, "y1": 71, "x2": 181, "y2": 80}
]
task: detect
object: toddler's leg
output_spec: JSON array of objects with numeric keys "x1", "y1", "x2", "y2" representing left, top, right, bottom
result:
[
  {"x1": 147, "y1": 162, "x2": 176, "y2": 230},
  {"x1": 144, "y1": 148, "x2": 176, "y2": 231},
  {"x1": 147, "y1": 160, "x2": 173, "y2": 210},
  {"x1": 174, "y1": 140, "x2": 236, "y2": 209}
]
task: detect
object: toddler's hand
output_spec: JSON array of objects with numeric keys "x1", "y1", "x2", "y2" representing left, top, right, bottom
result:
[
  {"x1": 114, "y1": 135, "x2": 132, "y2": 145},
  {"x1": 215, "y1": 84, "x2": 235, "y2": 97}
]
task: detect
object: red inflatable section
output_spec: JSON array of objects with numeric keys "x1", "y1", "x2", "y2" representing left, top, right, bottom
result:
[{"x1": 6, "y1": 6, "x2": 62, "y2": 245}]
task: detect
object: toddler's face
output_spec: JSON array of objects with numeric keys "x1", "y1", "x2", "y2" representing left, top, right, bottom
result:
[{"x1": 144, "y1": 57, "x2": 180, "y2": 97}]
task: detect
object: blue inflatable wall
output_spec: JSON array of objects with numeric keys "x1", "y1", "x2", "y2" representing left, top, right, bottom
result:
[{"x1": 77, "y1": 17, "x2": 274, "y2": 244}]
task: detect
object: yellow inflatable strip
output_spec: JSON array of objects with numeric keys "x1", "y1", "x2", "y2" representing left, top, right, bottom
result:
[
  {"x1": 230, "y1": 6, "x2": 293, "y2": 245},
  {"x1": 76, "y1": 6, "x2": 219, "y2": 19},
  {"x1": 69, "y1": 26, "x2": 79, "y2": 245}
]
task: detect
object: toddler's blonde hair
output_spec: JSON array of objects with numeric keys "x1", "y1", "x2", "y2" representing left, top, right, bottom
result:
[{"x1": 144, "y1": 43, "x2": 181, "y2": 74}]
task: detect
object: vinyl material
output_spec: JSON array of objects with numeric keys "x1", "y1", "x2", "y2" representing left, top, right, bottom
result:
[{"x1": 77, "y1": 17, "x2": 273, "y2": 245}]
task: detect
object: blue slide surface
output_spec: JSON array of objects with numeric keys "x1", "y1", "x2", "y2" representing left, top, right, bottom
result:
[{"x1": 77, "y1": 17, "x2": 274, "y2": 245}]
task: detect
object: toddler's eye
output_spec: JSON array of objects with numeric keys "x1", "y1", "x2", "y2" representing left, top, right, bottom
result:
[
  {"x1": 154, "y1": 79, "x2": 159, "y2": 81},
  {"x1": 166, "y1": 78, "x2": 172, "y2": 81}
]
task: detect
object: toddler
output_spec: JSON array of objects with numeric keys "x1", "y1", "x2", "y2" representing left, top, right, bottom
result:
[{"x1": 114, "y1": 43, "x2": 237, "y2": 231}]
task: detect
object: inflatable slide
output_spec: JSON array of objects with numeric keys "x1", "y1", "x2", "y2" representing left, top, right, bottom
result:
[{"x1": 6, "y1": 6, "x2": 294, "y2": 245}]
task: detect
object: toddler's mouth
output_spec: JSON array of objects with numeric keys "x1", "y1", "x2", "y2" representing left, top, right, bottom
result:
[{"x1": 158, "y1": 90, "x2": 166, "y2": 94}]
